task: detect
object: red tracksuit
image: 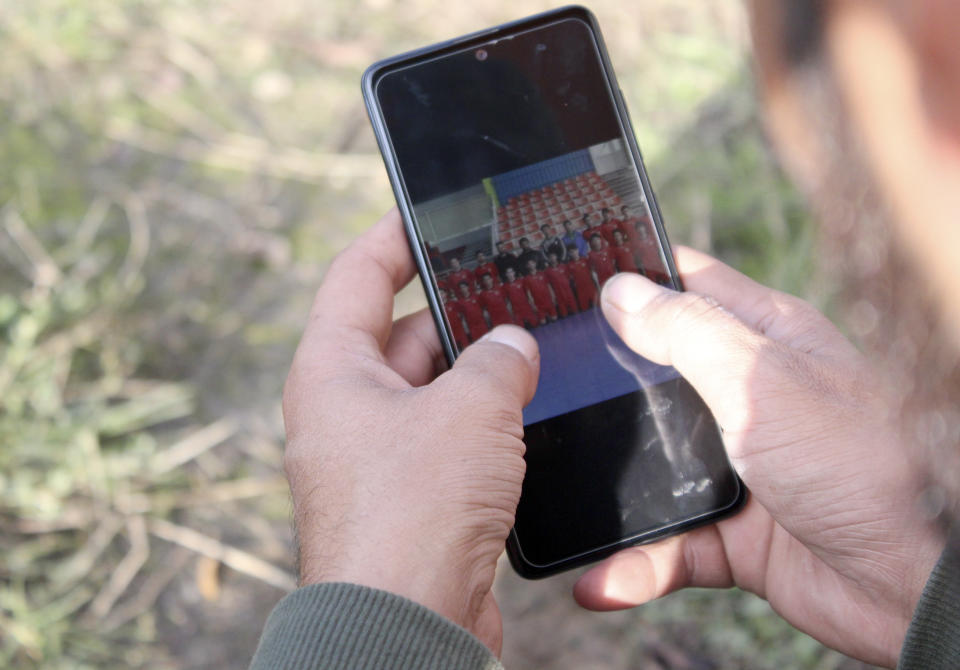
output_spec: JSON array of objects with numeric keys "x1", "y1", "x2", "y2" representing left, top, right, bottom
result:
[
  {"x1": 612, "y1": 243, "x2": 638, "y2": 273},
  {"x1": 544, "y1": 265, "x2": 578, "y2": 317},
  {"x1": 589, "y1": 248, "x2": 617, "y2": 287},
  {"x1": 630, "y1": 236, "x2": 666, "y2": 281},
  {"x1": 448, "y1": 269, "x2": 475, "y2": 293},
  {"x1": 567, "y1": 258, "x2": 597, "y2": 310},
  {"x1": 458, "y1": 294, "x2": 488, "y2": 341},
  {"x1": 583, "y1": 226, "x2": 605, "y2": 248},
  {"x1": 443, "y1": 299, "x2": 469, "y2": 349},
  {"x1": 524, "y1": 271, "x2": 556, "y2": 321},
  {"x1": 600, "y1": 220, "x2": 623, "y2": 246},
  {"x1": 473, "y1": 262, "x2": 500, "y2": 287},
  {"x1": 503, "y1": 279, "x2": 538, "y2": 328},
  {"x1": 478, "y1": 286, "x2": 513, "y2": 327}
]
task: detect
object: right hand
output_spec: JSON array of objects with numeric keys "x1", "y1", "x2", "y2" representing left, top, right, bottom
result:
[{"x1": 575, "y1": 246, "x2": 944, "y2": 668}]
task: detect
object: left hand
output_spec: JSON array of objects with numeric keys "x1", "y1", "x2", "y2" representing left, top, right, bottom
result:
[{"x1": 282, "y1": 208, "x2": 540, "y2": 654}]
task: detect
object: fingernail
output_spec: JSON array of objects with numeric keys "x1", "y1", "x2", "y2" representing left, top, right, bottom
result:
[
  {"x1": 602, "y1": 273, "x2": 662, "y2": 314},
  {"x1": 479, "y1": 325, "x2": 538, "y2": 362}
]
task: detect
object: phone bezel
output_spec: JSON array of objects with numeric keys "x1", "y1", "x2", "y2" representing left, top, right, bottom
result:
[{"x1": 362, "y1": 5, "x2": 745, "y2": 579}]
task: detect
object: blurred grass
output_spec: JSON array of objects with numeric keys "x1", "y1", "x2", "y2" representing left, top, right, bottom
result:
[{"x1": 1, "y1": 1, "x2": 865, "y2": 668}]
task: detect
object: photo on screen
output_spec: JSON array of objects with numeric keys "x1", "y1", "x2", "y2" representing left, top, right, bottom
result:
[{"x1": 413, "y1": 138, "x2": 680, "y2": 425}]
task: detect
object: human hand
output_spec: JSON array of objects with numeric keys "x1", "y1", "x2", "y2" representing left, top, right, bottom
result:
[
  {"x1": 575, "y1": 247, "x2": 944, "y2": 668},
  {"x1": 282, "y1": 209, "x2": 539, "y2": 654}
]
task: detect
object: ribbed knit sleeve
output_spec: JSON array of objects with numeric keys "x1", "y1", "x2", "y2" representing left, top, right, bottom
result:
[
  {"x1": 249, "y1": 582, "x2": 503, "y2": 670},
  {"x1": 898, "y1": 545, "x2": 960, "y2": 669}
]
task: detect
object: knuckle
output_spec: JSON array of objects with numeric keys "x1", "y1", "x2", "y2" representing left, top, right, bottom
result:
[{"x1": 669, "y1": 291, "x2": 732, "y2": 333}]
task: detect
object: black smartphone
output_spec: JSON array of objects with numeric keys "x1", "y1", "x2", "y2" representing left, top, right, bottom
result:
[{"x1": 362, "y1": 5, "x2": 744, "y2": 578}]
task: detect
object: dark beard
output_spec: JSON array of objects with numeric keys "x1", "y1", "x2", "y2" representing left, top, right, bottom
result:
[{"x1": 791, "y1": 65, "x2": 960, "y2": 537}]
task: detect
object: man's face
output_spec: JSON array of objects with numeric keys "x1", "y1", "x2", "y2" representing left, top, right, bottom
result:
[
  {"x1": 569, "y1": 248, "x2": 580, "y2": 261},
  {"x1": 564, "y1": 220, "x2": 575, "y2": 233},
  {"x1": 589, "y1": 236, "x2": 603, "y2": 251},
  {"x1": 476, "y1": 251, "x2": 487, "y2": 264},
  {"x1": 526, "y1": 260, "x2": 537, "y2": 274},
  {"x1": 621, "y1": 206, "x2": 631, "y2": 218},
  {"x1": 613, "y1": 231, "x2": 624, "y2": 246},
  {"x1": 520, "y1": 239, "x2": 530, "y2": 250},
  {"x1": 481, "y1": 274, "x2": 493, "y2": 290},
  {"x1": 496, "y1": 242, "x2": 506, "y2": 255},
  {"x1": 505, "y1": 268, "x2": 516, "y2": 282},
  {"x1": 548, "y1": 253, "x2": 558, "y2": 267},
  {"x1": 449, "y1": 258, "x2": 461, "y2": 271},
  {"x1": 602, "y1": 209, "x2": 611, "y2": 222},
  {"x1": 457, "y1": 283, "x2": 470, "y2": 298},
  {"x1": 543, "y1": 225, "x2": 554, "y2": 237}
]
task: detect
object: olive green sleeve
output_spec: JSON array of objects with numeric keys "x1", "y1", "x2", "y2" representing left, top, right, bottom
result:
[
  {"x1": 249, "y1": 582, "x2": 503, "y2": 670},
  {"x1": 898, "y1": 544, "x2": 960, "y2": 669}
]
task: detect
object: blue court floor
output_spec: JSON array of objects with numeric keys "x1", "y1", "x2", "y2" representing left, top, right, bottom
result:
[{"x1": 523, "y1": 307, "x2": 679, "y2": 425}]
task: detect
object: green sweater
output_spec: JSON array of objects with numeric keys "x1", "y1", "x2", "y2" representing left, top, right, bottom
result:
[{"x1": 250, "y1": 548, "x2": 959, "y2": 669}]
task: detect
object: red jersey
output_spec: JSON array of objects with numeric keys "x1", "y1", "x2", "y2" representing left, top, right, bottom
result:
[
  {"x1": 447, "y1": 269, "x2": 475, "y2": 293},
  {"x1": 599, "y1": 220, "x2": 623, "y2": 246},
  {"x1": 582, "y1": 227, "x2": 605, "y2": 248},
  {"x1": 478, "y1": 287, "x2": 513, "y2": 327},
  {"x1": 503, "y1": 280, "x2": 537, "y2": 327},
  {"x1": 566, "y1": 258, "x2": 597, "y2": 311},
  {"x1": 457, "y1": 294, "x2": 488, "y2": 341},
  {"x1": 473, "y1": 262, "x2": 500, "y2": 286},
  {"x1": 523, "y1": 271, "x2": 556, "y2": 320},
  {"x1": 630, "y1": 236, "x2": 664, "y2": 278},
  {"x1": 443, "y1": 299, "x2": 468, "y2": 349},
  {"x1": 620, "y1": 216, "x2": 641, "y2": 234},
  {"x1": 589, "y1": 248, "x2": 617, "y2": 287},
  {"x1": 544, "y1": 265, "x2": 578, "y2": 316},
  {"x1": 612, "y1": 244, "x2": 638, "y2": 273}
]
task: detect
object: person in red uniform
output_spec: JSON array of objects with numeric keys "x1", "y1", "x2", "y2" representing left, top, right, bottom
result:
[
  {"x1": 501, "y1": 266, "x2": 538, "y2": 329},
  {"x1": 522, "y1": 258, "x2": 558, "y2": 325},
  {"x1": 472, "y1": 250, "x2": 500, "y2": 287},
  {"x1": 587, "y1": 233, "x2": 617, "y2": 288},
  {"x1": 598, "y1": 207, "x2": 624, "y2": 246},
  {"x1": 544, "y1": 252, "x2": 578, "y2": 318},
  {"x1": 565, "y1": 245, "x2": 597, "y2": 311},
  {"x1": 456, "y1": 281, "x2": 488, "y2": 342},
  {"x1": 628, "y1": 220, "x2": 669, "y2": 284},
  {"x1": 476, "y1": 273, "x2": 512, "y2": 327},
  {"x1": 447, "y1": 257, "x2": 475, "y2": 293},
  {"x1": 618, "y1": 204, "x2": 641, "y2": 234},
  {"x1": 581, "y1": 212, "x2": 604, "y2": 248},
  {"x1": 439, "y1": 286, "x2": 468, "y2": 350},
  {"x1": 611, "y1": 229, "x2": 639, "y2": 274}
]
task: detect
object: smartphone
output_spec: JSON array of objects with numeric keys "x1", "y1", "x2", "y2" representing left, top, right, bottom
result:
[{"x1": 362, "y1": 5, "x2": 744, "y2": 578}]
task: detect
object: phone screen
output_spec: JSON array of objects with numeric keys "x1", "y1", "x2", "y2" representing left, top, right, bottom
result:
[{"x1": 371, "y1": 14, "x2": 741, "y2": 572}]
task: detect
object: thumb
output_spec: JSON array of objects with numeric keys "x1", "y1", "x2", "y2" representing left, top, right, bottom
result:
[
  {"x1": 443, "y1": 325, "x2": 541, "y2": 410},
  {"x1": 600, "y1": 272, "x2": 796, "y2": 444}
]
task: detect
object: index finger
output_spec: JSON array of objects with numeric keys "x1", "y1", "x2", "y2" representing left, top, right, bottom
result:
[{"x1": 305, "y1": 208, "x2": 417, "y2": 354}]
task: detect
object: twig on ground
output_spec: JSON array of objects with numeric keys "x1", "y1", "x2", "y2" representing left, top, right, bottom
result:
[
  {"x1": 148, "y1": 517, "x2": 295, "y2": 591},
  {"x1": 50, "y1": 514, "x2": 124, "y2": 595},
  {"x1": 100, "y1": 547, "x2": 192, "y2": 633},
  {"x1": 118, "y1": 194, "x2": 151, "y2": 294},
  {"x1": 89, "y1": 515, "x2": 150, "y2": 620},
  {"x1": 150, "y1": 417, "x2": 239, "y2": 475},
  {"x1": 2, "y1": 204, "x2": 62, "y2": 287}
]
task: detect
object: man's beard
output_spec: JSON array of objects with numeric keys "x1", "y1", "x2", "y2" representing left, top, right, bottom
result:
[{"x1": 791, "y1": 65, "x2": 960, "y2": 536}]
